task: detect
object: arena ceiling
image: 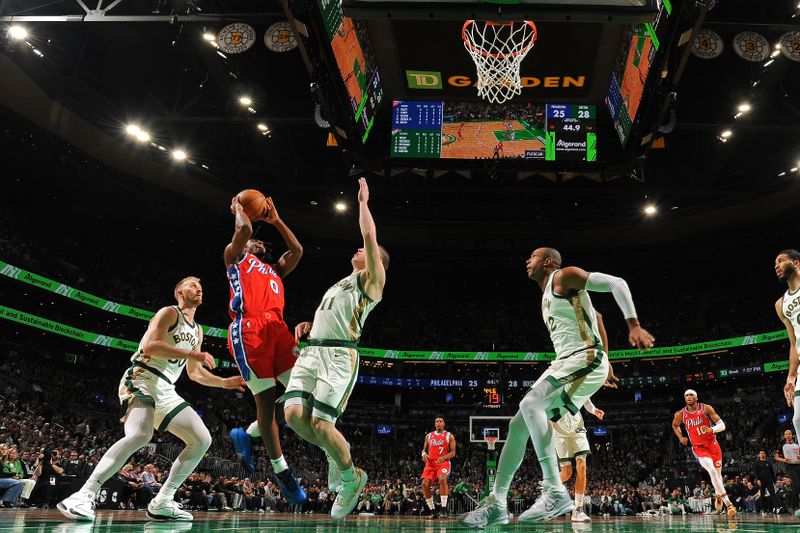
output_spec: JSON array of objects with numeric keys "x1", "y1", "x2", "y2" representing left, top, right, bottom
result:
[{"x1": 0, "y1": 0, "x2": 799, "y2": 249}]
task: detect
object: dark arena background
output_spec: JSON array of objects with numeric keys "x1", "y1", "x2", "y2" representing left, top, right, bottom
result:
[{"x1": 1, "y1": 0, "x2": 800, "y2": 532}]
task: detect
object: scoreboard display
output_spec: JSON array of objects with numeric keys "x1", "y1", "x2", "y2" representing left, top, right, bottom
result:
[{"x1": 391, "y1": 101, "x2": 597, "y2": 161}]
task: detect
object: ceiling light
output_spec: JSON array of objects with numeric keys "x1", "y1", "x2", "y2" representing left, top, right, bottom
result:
[
  {"x1": 737, "y1": 103, "x2": 751, "y2": 113},
  {"x1": 771, "y1": 50, "x2": 780, "y2": 58},
  {"x1": 734, "y1": 112, "x2": 743, "y2": 119},
  {"x1": 125, "y1": 124, "x2": 141, "y2": 135},
  {"x1": 9, "y1": 25, "x2": 28, "y2": 40},
  {"x1": 792, "y1": 167, "x2": 799, "y2": 173},
  {"x1": 257, "y1": 123, "x2": 268, "y2": 131},
  {"x1": 720, "y1": 130, "x2": 732, "y2": 139},
  {"x1": 239, "y1": 96, "x2": 252, "y2": 106},
  {"x1": 216, "y1": 50, "x2": 227, "y2": 59},
  {"x1": 32, "y1": 48, "x2": 43, "y2": 58},
  {"x1": 334, "y1": 202, "x2": 347, "y2": 212},
  {"x1": 764, "y1": 59, "x2": 774, "y2": 67},
  {"x1": 779, "y1": 171, "x2": 787, "y2": 176},
  {"x1": 172, "y1": 150, "x2": 187, "y2": 161},
  {"x1": 202, "y1": 32, "x2": 215, "y2": 41},
  {"x1": 135, "y1": 130, "x2": 150, "y2": 142},
  {"x1": 644, "y1": 204, "x2": 657, "y2": 216}
]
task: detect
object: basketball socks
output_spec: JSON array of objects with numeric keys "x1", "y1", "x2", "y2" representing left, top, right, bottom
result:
[
  {"x1": 575, "y1": 493, "x2": 584, "y2": 509},
  {"x1": 247, "y1": 421, "x2": 261, "y2": 440},
  {"x1": 426, "y1": 497, "x2": 435, "y2": 510},
  {"x1": 271, "y1": 455, "x2": 289, "y2": 474},
  {"x1": 492, "y1": 412, "x2": 530, "y2": 500},
  {"x1": 341, "y1": 464, "x2": 356, "y2": 484},
  {"x1": 519, "y1": 383, "x2": 563, "y2": 492},
  {"x1": 440, "y1": 495, "x2": 448, "y2": 508}
]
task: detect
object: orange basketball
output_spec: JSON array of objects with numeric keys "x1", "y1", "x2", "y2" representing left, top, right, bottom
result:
[{"x1": 236, "y1": 189, "x2": 268, "y2": 221}]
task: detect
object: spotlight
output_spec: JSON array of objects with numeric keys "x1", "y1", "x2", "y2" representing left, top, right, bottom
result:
[
  {"x1": 216, "y1": 50, "x2": 227, "y2": 59},
  {"x1": 334, "y1": 202, "x2": 347, "y2": 212},
  {"x1": 737, "y1": 103, "x2": 751, "y2": 113},
  {"x1": 126, "y1": 124, "x2": 141, "y2": 135},
  {"x1": 720, "y1": 130, "x2": 732, "y2": 139},
  {"x1": 764, "y1": 59, "x2": 774, "y2": 67},
  {"x1": 135, "y1": 130, "x2": 150, "y2": 142},
  {"x1": 239, "y1": 96, "x2": 253, "y2": 106},
  {"x1": 202, "y1": 32, "x2": 215, "y2": 41},
  {"x1": 9, "y1": 25, "x2": 28, "y2": 40},
  {"x1": 771, "y1": 50, "x2": 780, "y2": 58},
  {"x1": 792, "y1": 167, "x2": 799, "y2": 173},
  {"x1": 257, "y1": 123, "x2": 269, "y2": 131},
  {"x1": 779, "y1": 171, "x2": 787, "y2": 176},
  {"x1": 172, "y1": 150, "x2": 187, "y2": 161},
  {"x1": 644, "y1": 204, "x2": 657, "y2": 216}
]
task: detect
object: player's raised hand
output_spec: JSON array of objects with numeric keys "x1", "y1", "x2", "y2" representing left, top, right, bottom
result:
[
  {"x1": 593, "y1": 409, "x2": 605, "y2": 421},
  {"x1": 784, "y1": 379, "x2": 795, "y2": 407},
  {"x1": 259, "y1": 197, "x2": 280, "y2": 224},
  {"x1": 223, "y1": 376, "x2": 246, "y2": 392},
  {"x1": 295, "y1": 321, "x2": 313, "y2": 342},
  {"x1": 628, "y1": 325, "x2": 655, "y2": 350},
  {"x1": 193, "y1": 351, "x2": 216, "y2": 370},
  {"x1": 358, "y1": 177, "x2": 369, "y2": 204},
  {"x1": 231, "y1": 196, "x2": 244, "y2": 215}
]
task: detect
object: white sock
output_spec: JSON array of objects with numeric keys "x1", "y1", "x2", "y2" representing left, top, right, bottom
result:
[
  {"x1": 440, "y1": 495, "x2": 448, "y2": 508},
  {"x1": 247, "y1": 421, "x2": 261, "y2": 439},
  {"x1": 426, "y1": 497, "x2": 435, "y2": 510},
  {"x1": 341, "y1": 464, "x2": 356, "y2": 483},
  {"x1": 576, "y1": 493, "x2": 584, "y2": 509},
  {"x1": 270, "y1": 455, "x2": 289, "y2": 474},
  {"x1": 492, "y1": 412, "x2": 530, "y2": 500}
]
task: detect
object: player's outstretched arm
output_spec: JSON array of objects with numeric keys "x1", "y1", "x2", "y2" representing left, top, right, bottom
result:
[
  {"x1": 224, "y1": 197, "x2": 253, "y2": 269},
  {"x1": 142, "y1": 307, "x2": 215, "y2": 367},
  {"x1": 556, "y1": 267, "x2": 654, "y2": 350},
  {"x1": 186, "y1": 330, "x2": 245, "y2": 389},
  {"x1": 672, "y1": 411, "x2": 688, "y2": 446},
  {"x1": 357, "y1": 178, "x2": 386, "y2": 299},
  {"x1": 776, "y1": 298, "x2": 800, "y2": 407},
  {"x1": 262, "y1": 197, "x2": 303, "y2": 278}
]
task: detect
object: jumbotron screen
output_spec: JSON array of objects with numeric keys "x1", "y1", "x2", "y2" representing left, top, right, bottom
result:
[{"x1": 390, "y1": 101, "x2": 596, "y2": 161}]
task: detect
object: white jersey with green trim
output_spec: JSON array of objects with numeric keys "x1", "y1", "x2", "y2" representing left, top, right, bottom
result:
[
  {"x1": 541, "y1": 270, "x2": 602, "y2": 360},
  {"x1": 553, "y1": 411, "x2": 587, "y2": 438},
  {"x1": 129, "y1": 306, "x2": 200, "y2": 384},
  {"x1": 782, "y1": 287, "x2": 800, "y2": 346},
  {"x1": 309, "y1": 272, "x2": 380, "y2": 342}
]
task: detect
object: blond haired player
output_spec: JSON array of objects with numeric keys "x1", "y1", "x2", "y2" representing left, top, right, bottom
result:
[
  {"x1": 58, "y1": 277, "x2": 244, "y2": 522},
  {"x1": 283, "y1": 178, "x2": 388, "y2": 520}
]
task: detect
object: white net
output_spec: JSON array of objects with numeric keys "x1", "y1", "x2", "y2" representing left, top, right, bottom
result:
[{"x1": 462, "y1": 20, "x2": 537, "y2": 104}]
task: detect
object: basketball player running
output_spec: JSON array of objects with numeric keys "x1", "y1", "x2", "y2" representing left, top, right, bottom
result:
[
  {"x1": 775, "y1": 250, "x2": 800, "y2": 441},
  {"x1": 421, "y1": 416, "x2": 456, "y2": 519},
  {"x1": 58, "y1": 277, "x2": 245, "y2": 521},
  {"x1": 554, "y1": 312, "x2": 612, "y2": 523},
  {"x1": 283, "y1": 177, "x2": 388, "y2": 520},
  {"x1": 461, "y1": 247, "x2": 653, "y2": 526},
  {"x1": 671, "y1": 390, "x2": 736, "y2": 517},
  {"x1": 225, "y1": 196, "x2": 306, "y2": 504}
]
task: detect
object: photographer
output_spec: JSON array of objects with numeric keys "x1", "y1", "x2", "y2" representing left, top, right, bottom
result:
[{"x1": 31, "y1": 449, "x2": 65, "y2": 507}]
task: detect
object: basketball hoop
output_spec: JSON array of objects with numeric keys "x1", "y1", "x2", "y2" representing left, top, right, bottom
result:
[
  {"x1": 462, "y1": 20, "x2": 537, "y2": 104},
  {"x1": 485, "y1": 435, "x2": 498, "y2": 450}
]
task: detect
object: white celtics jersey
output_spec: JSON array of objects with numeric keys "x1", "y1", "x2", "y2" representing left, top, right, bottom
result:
[
  {"x1": 129, "y1": 306, "x2": 200, "y2": 384},
  {"x1": 541, "y1": 271, "x2": 602, "y2": 360},
  {"x1": 782, "y1": 287, "x2": 800, "y2": 345},
  {"x1": 553, "y1": 411, "x2": 587, "y2": 438},
  {"x1": 309, "y1": 272, "x2": 380, "y2": 343}
]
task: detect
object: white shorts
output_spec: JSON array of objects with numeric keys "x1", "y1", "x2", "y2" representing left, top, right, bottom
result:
[
  {"x1": 118, "y1": 366, "x2": 190, "y2": 433},
  {"x1": 555, "y1": 433, "x2": 591, "y2": 463},
  {"x1": 282, "y1": 345, "x2": 359, "y2": 423},
  {"x1": 530, "y1": 348, "x2": 609, "y2": 424}
]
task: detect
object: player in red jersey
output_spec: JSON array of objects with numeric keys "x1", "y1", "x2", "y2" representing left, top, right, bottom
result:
[
  {"x1": 671, "y1": 389, "x2": 735, "y2": 516},
  {"x1": 224, "y1": 195, "x2": 306, "y2": 504},
  {"x1": 421, "y1": 416, "x2": 456, "y2": 519},
  {"x1": 457, "y1": 122, "x2": 465, "y2": 141}
]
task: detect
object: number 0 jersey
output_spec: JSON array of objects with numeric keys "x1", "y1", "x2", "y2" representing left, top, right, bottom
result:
[
  {"x1": 309, "y1": 272, "x2": 380, "y2": 343},
  {"x1": 541, "y1": 270, "x2": 603, "y2": 360},
  {"x1": 782, "y1": 287, "x2": 800, "y2": 346},
  {"x1": 227, "y1": 252, "x2": 285, "y2": 320},
  {"x1": 129, "y1": 306, "x2": 200, "y2": 385}
]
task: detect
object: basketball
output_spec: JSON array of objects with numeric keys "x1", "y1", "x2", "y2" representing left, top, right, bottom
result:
[{"x1": 236, "y1": 189, "x2": 268, "y2": 221}]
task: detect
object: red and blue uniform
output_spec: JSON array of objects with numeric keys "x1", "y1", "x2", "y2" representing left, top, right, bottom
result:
[
  {"x1": 227, "y1": 252, "x2": 296, "y2": 381},
  {"x1": 683, "y1": 403, "x2": 722, "y2": 468},
  {"x1": 422, "y1": 431, "x2": 452, "y2": 482}
]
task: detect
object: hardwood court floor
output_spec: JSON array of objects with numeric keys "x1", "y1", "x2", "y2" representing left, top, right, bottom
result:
[
  {"x1": 3, "y1": 509, "x2": 800, "y2": 532},
  {"x1": 441, "y1": 121, "x2": 545, "y2": 159}
]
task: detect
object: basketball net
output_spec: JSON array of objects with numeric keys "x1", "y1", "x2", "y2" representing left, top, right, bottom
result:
[
  {"x1": 485, "y1": 435, "x2": 498, "y2": 450},
  {"x1": 462, "y1": 20, "x2": 537, "y2": 104}
]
